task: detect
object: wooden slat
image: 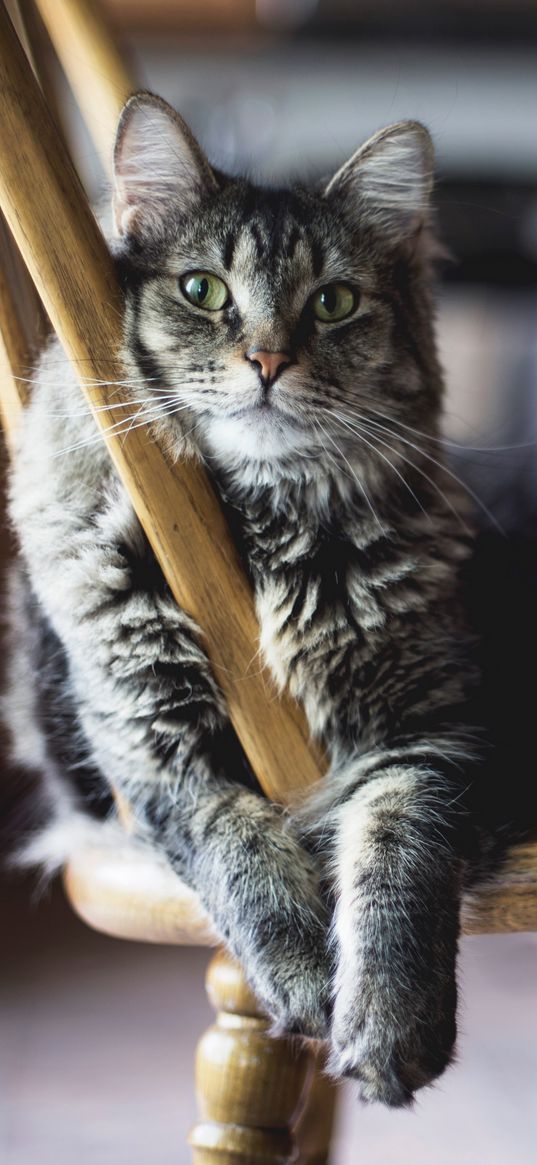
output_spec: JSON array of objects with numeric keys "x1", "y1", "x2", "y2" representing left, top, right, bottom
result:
[
  {"x1": 34, "y1": 0, "x2": 133, "y2": 172},
  {"x1": 0, "y1": 215, "x2": 46, "y2": 448},
  {"x1": 11, "y1": 0, "x2": 74, "y2": 142},
  {"x1": 5, "y1": 0, "x2": 40, "y2": 74},
  {"x1": 104, "y1": 0, "x2": 256, "y2": 33},
  {"x1": 0, "y1": 222, "x2": 30, "y2": 445},
  {"x1": 0, "y1": 2, "x2": 325, "y2": 803}
]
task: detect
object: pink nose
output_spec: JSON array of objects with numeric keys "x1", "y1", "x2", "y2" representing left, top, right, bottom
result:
[{"x1": 246, "y1": 349, "x2": 292, "y2": 386}]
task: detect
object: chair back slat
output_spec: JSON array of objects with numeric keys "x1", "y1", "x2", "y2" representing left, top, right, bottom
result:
[
  {"x1": 0, "y1": 1, "x2": 325, "y2": 802},
  {"x1": 34, "y1": 0, "x2": 133, "y2": 173},
  {"x1": 0, "y1": 215, "x2": 47, "y2": 446}
]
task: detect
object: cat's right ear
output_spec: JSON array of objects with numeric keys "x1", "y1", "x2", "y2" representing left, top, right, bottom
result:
[
  {"x1": 324, "y1": 121, "x2": 434, "y2": 248},
  {"x1": 113, "y1": 92, "x2": 218, "y2": 238}
]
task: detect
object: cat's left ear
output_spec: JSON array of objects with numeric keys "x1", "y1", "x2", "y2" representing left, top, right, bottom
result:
[
  {"x1": 113, "y1": 91, "x2": 218, "y2": 238},
  {"x1": 324, "y1": 121, "x2": 434, "y2": 247}
]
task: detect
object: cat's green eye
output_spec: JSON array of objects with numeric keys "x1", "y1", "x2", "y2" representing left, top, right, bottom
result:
[
  {"x1": 312, "y1": 283, "x2": 357, "y2": 323},
  {"x1": 180, "y1": 271, "x2": 229, "y2": 311}
]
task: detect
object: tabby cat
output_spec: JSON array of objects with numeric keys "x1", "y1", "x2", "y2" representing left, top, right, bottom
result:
[{"x1": 5, "y1": 92, "x2": 503, "y2": 1106}]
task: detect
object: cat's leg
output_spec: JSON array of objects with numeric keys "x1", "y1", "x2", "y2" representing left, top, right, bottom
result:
[
  {"x1": 14, "y1": 487, "x2": 329, "y2": 1037},
  {"x1": 145, "y1": 773, "x2": 330, "y2": 1038},
  {"x1": 326, "y1": 763, "x2": 462, "y2": 1105}
]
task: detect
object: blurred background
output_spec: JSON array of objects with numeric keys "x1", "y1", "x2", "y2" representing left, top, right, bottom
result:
[{"x1": 1, "y1": 1, "x2": 537, "y2": 1162}]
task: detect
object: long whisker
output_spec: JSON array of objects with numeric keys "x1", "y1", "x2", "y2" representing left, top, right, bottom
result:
[
  {"x1": 51, "y1": 401, "x2": 194, "y2": 459},
  {"x1": 311, "y1": 417, "x2": 348, "y2": 479},
  {"x1": 313, "y1": 416, "x2": 388, "y2": 536},
  {"x1": 330, "y1": 412, "x2": 429, "y2": 522},
  {"x1": 116, "y1": 398, "x2": 198, "y2": 447},
  {"x1": 333, "y1": 406, "x2": 504, "y2": 535},
  {"x1": 118, "y1": 396, "x2": 162, "y2": 445},
  {"x1": 330, "y1": 411, "x2": 472, "y2": 535},
  {"x1": 39, "y1": 394, "x2": 181, "y2": 420},
  {"x1": 14, "y1": 373, "x2": 163, "y2": 386},
  {"x1": 51, "y1": 411, "x2": 160, "y2": 458},
  {"x1": 343, "y1": 393, "x2": 537, "y2": 454}
]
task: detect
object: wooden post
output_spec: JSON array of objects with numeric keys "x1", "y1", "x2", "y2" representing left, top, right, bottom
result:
[
  {"x1": 33, "y1": 0, "x2": 133, "y2": 171},
  {"x1": 190, "y1": 952, "x2": 316, "y2": 1165},
  {"x1": 295, "y1": 1056, "x2": 338, "y2": 1165},
  {"x1": 0, "y1": 1, "x2": 325, "y2": 803},
  {"x1": 0, "y1": 215, "x2": 47, "y2": 446}
]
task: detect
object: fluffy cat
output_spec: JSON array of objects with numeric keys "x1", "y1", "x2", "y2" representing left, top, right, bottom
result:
[{"x1": 4, "y1": 92, "x2": 510, "y2": 1106}]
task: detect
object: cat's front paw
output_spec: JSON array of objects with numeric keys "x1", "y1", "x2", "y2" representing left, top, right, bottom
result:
[
  {"x1": 250, "y1": 942, "x2": 331, "y2": 1041},
  {"x1": 190, "y1": 788, "x2": 332, "y2": 1041},
  {"x1": 329, "y1": 976, "x2": 457, "y2": 1106}
]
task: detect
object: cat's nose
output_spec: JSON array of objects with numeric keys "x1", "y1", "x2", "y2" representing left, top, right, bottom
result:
[{"x1": 245, "y1": 349, "x2": 292, "y2": 388}]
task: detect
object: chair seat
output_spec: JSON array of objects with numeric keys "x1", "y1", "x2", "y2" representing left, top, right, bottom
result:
[
  {"x1": 63, "y1": 835, "x2": 537, "y2": 946},
  {"x1": 64, "y1": 839, "x2": 217, "y2": 946}
]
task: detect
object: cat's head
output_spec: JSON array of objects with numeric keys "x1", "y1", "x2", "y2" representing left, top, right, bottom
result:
[{"x1": 113, "y1": 92, "x2": 441, "y2": 485}]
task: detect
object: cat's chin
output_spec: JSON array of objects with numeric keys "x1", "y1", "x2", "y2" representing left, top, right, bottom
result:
[{"x1": 201, "y1": 408, "x2": 314, "y2": 467}]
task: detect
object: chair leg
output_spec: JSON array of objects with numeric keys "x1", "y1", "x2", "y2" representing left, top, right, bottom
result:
[
  {"x1": 189, "y1": 950, "x2": 318, "y2": 1164},
  {"x1": 294, "y1": 1054, "x2": 338, "y2": 1165}
]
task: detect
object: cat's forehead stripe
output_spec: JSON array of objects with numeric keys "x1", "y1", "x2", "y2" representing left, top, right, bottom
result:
[
  {"x1": 249, "y1": 221, "x2": 266, "y2": 261},
  {"x1": 222, "y1": 229, "x2": 236, "y2": 272},
  {"x1": 285, "y1": 225, "x2": 301, "y2": 262},
  {"x1": 253, "y1": 210, "x2": 315, "y2": 269},
  {"x1": 309, "y1": 237, "x2": 324, "y2": 279},
  {"x1": 221, "y1": 212, "x2": 325, "y2": 284}
]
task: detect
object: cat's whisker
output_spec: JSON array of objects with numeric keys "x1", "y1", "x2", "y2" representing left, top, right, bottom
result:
[
  {"x1": 118, "y1": 397, "x2": 160, "y2": 444},
  {"x1": 106, "y1": 406, "x2": 195, "y2": 450},
  {"x1": 116, "y1": 395, "x2": 197, "y2": 444},
  {"x1": 312, "y1": 416, "x2": 387, "y2": 536},
  {"x1": 17, "y1": 358, "x2": 144, "y2": 378},
  {"x1": 329, "y1": 411, "x2": 472, "y2": 535},
  {"x1": 330, "y1": 412, "x2": 429, "y2": 522},
  {"x1": 42, "y1": 394, "x2": 181, "y2": 420},
  {"x1": 344, "y1": 393, "x2": 537, "y2": 454},
  {"x1": 14, "y1": 373, "x2": 165, "y2": 391},
  {"x1": 336, "y1": 408, "x2": 505, "y2": 535},
  {"x1": 50, "y1": 400, "x2": 193, "y2": 458},
  {"x1": 50, "y1": 412, "x2": 160, "y2": 458}
]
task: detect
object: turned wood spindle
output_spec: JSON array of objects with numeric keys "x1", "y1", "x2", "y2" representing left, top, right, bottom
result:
[
  {"x1": 294, "y1": 1053, "x2": 337, "y2": 1165},
  {"x1": 190, "y1": 951, "x2": 317, "y2": 1165}
]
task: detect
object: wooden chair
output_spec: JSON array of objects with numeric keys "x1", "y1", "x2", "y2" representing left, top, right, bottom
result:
[{"x1": 0, "y1": 2, "x2": 535, "y2": 1161}]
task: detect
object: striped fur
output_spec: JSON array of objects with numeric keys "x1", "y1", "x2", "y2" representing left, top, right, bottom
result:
[{"x1": 4, "y1": 93, "x2": 507, "y2": 1104}]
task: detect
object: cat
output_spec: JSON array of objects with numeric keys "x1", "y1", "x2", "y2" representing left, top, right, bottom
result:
[{"x1": 4, "y1": 91, "x2": 508, "y2": 1107}]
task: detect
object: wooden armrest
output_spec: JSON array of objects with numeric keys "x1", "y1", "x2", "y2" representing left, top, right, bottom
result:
[{"x1": 64, "y1": 837, "x2": 537, "y2": 946}]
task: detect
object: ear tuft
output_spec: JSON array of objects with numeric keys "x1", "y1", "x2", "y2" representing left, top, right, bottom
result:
[
  {"x1": 113, "y1": 91, "x2": 217, "y2": 238},
  {"x1": 324, "y1": 121, "x2": 434, "y2": 245}
]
